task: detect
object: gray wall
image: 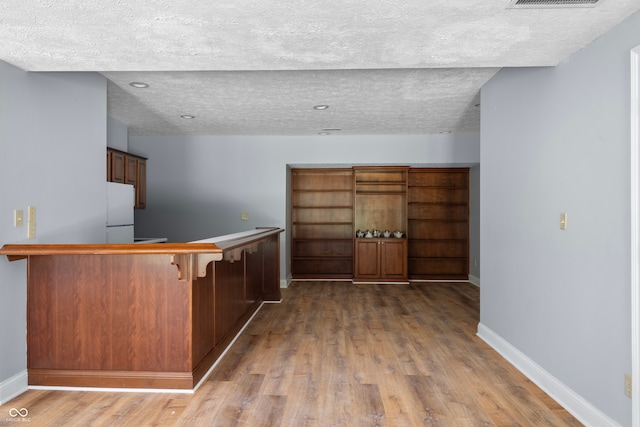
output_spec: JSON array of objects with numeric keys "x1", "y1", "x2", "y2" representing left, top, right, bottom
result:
[
  {"x1": 0, "y1": 61, "x2": 107, "y2": 402},
  {"x1": 107, "y1": 116, "x2": 128, "y2": 151},
  {"x1": 480, "y1": 10, "x2": 640, "y2": 426},
  {"x1": 130, "y1": 133, "x2": 480, "y2": 281}
]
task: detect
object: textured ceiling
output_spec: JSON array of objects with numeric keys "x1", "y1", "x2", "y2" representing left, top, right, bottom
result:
[{"x1": 1, "y1": 0, "x2": 639, "y2": 135}]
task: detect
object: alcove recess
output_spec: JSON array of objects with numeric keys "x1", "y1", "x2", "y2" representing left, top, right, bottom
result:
[{"x1": 290, "y1": 167, "x2": 469, "y2": 281}]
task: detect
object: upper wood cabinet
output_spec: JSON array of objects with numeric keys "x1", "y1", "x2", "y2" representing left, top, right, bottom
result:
[
  {"x1": 107, "y1": 148, "x2": 147, "y2": 209},
  {"x1": 136, "y1": 159, "x2": 146, "y2": 209},
  {"x1": 124, "y1": 155, "x2": 138, "y2": 186},
  {"x1": 108, "y1": 150, "x2": 126, "y2": 183}
]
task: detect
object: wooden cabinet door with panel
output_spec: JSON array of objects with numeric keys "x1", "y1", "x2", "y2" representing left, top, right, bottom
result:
[
  {"x1": 380, "y1": 239, "x2": 407, "y2": 279},
  {"x1": 354, "y1": 238, "x2": 407, "y2": 282},
  {"x1": 136, "y1": 159, "x2": 146, "y2": 209},
  {"x1": 109, "y1": 150, "x2": 125, "y2": 183},
  {"x1": 354, "y1": 239, "x2": 380, "y2": 279},
  {"x1": 124, "y1": 155, "x2": 138, "y2": 186}
]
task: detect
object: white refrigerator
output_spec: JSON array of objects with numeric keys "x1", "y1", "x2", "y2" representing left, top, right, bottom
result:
[{"x1": 106, "y1": 182, "x2": 135, "y2": 243}]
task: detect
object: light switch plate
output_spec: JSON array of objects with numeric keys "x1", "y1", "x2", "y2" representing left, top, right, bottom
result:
[
  {"x1": 27, "y1": 221, "x2": 36, "y2": 239},
  {"x1": 28, "y1": 205, "x2": 36, "y2": 222},
  {"x1": 560, "y1": 212, "x2": 567, "y2": 230}
]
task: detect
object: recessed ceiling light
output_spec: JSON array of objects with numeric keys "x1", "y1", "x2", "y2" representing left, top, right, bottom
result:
[
  {"x1": 440, "y1": 131, "x2": 452, "y2": 134},
  {"x1": 129, "y1": 82, "x2": 149, "y2": 88},
  {"x1": 318, "y1": 132, "x2": 330, "y2": 135},
  {"x1": 322, "y1": 128, "x2": 341, "y2": 132},
  {"x1": 180, "y1": 114, "x2": 196, "y2": 119},
  {"x1": 313, "y1": 105, "x2": 329, "y2": 110}
]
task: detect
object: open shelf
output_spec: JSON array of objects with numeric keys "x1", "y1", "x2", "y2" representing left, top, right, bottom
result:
[
  {"x1": 407, "y1": 168, "x2": 469, "y2": 280},
  {"x1": 291, "y1": 169, "x2": 355, "y2": 279}
]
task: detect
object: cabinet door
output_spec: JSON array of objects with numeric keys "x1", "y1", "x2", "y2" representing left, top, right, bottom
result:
[
  {"x1": 380, "y1": 240, "x2": 407, "y2": 279},
  {"x1": 110, "y1": 151, "x2": 125, "y2": 183},
  {"x1": 106, "y1": 151, "x2": 112, "y2": 181},
  {"x1": 354, "y1": 239, "x2": 380, "y2": 279},
  {"x1": 136, "y1": 159, "x2": 146, "y2": 209},
  {"x1": 124, "y1": 155, "x2": 138, "y2": 186}
]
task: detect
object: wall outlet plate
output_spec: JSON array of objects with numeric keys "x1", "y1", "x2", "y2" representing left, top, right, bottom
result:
[
  {"x1": 560, "y1": 212, "x2": 567, "y2": 230},
  {"x1": 625, "y1": 373, "x2": 632, "y2": 398},
  {"x1": 14, "y1": 209, "x2": 24, "y2": 227}
]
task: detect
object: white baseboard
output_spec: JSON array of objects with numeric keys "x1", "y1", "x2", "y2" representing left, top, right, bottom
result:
[
  {"x1": 0, "y1": 370, "x2": 28, "y2": 405},
  {"x1": 468, "y1": 275, "x2": 480, "y2": 287},
  {"x1": 280, "y1": 278, "x2": 289, "y2": 288},
  {"x1": 477, "y1": 323, "x2": 621, "y2": 427}
]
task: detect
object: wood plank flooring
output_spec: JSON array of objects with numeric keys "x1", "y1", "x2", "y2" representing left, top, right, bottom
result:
[{"x1": 0, "y1": 282, "x2": 581, "y2": 426}]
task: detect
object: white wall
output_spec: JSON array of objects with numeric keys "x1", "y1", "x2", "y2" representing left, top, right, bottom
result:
[
  {"x1": 130, "y1": 133, "x2": 480, "y2": 280},
  {"x1": 0, "y1": 61, "x2": 107, "y2": 403},
  {"x1": 479, "y1": 10, "x2": 640, "y2": 426}
]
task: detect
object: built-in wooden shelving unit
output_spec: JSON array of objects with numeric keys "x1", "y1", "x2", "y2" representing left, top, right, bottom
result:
[
  {"x1": 291, "y1": 169, "x2": 354, "y2": 279},
  {"x1": 290, "y1": 167, "x2": 469, "y2": 281},
  {"x1": 407, "y1": 168, "x2": 469, "y2": 280}
]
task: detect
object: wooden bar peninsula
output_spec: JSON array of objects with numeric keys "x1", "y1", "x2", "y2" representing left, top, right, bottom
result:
[{"x1": 0, "y1": 227, "x2": 283, "y2": 391}]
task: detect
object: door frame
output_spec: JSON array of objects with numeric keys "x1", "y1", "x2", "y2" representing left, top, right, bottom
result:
[{"x1": 630, "y1": 44, "x2": 640, "y2": 427}]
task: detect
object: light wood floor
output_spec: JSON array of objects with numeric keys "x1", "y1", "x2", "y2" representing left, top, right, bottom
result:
[{"x1": 0, "y1": 282, "x2": 581, "y2": 426}]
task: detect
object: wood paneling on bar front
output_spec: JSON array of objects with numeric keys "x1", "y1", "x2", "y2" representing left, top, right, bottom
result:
[
  {"x1": 28, "y1": 254, "x2": 191, "y2": 371},
  {"x1": 0, "y1": 227, "x2": 283, "y2": 390}
]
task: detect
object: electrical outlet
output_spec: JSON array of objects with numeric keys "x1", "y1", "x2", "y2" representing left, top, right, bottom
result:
[
  {"x1": 14, "y1": 209, "x2": 24, "y2": 227},
  {"x1": 560, "y1": 212, "x2": 567, "y2": 230},
  {"x1": 625, "y1": 373, "x2": 632, "y2": 398},
  {"x1": 241, "y1": 212, "x2": 249, "y2": 221}
]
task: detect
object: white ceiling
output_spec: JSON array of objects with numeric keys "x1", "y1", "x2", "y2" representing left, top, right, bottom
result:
[{"x1": 1, "y1": 0, "x2": 639, "y2": 136}]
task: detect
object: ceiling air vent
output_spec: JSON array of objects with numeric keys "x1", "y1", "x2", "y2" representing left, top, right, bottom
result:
[{"x1": 507, "y1": 0, "x2": 600, "y2": 8}]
